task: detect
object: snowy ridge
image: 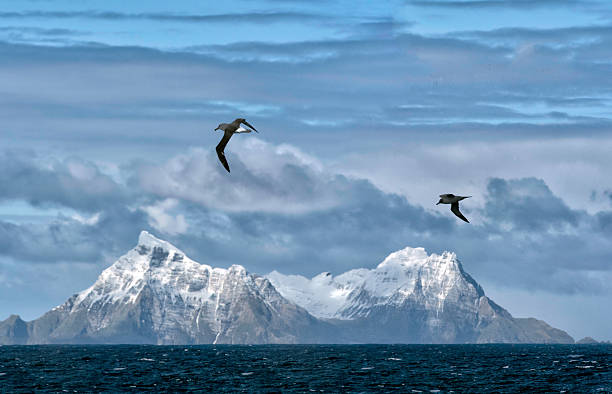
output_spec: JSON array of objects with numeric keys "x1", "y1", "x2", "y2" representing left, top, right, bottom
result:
[{"x1": 267, "y1": 246, "x2": 483, "y2": 320}]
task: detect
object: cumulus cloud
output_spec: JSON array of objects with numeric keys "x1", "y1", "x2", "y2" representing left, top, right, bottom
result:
[
  {"x1": 0, "y1": 204, "x2": 152, "y2": 264},
  {"x1": 0, "y1": 152, "x2": 127, "y2": 212},
  {"x1": 141, "y1": 199, "x2": 189, "y2": 235},
  {"x1": 483, "y1": 177, "x2": 581, "y2": 231},
  {"x1": 336, "y1": 136, "x2": 612, "y2": 216},
  {"x1": 131, "y1": 140, "x2": 360, "y2": 214},
  {"x1": 2, "y1": 142, "x2": 611, "y2": 297}
]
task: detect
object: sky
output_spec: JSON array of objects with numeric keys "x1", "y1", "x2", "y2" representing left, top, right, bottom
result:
[{"x1": 0, "y1": 0, "x2": 611, "y2": 341}]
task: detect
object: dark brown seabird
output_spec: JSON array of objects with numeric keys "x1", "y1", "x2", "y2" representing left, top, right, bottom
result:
[
  {"x1": 436, "y1": 194, "x2": 471, "y2": 223},
  {"x1": 213, "y1": 118, "x2": 258, "y2": 173}
]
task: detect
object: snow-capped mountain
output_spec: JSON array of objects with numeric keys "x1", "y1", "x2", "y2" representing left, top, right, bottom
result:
[
  {"x1": 267, "y1": 247, "x2": 574, "y2": 344},
  {"x1": 267, "y1": 247, "x2": 475, "y2": 320},
  {"x1": 7, "y1": 231, "x2": 326, "y2": 344},
  {"x1": 0, "y1": 232, "x2": 573, "y2": 344}
]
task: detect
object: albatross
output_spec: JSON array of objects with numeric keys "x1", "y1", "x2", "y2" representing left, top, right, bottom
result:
[
  {"x1": 213, "y1": 118, "x2": 258, "y2": 173},
  {"x1": 437, "y1": 194, "x2": 471, "y2": 223}
]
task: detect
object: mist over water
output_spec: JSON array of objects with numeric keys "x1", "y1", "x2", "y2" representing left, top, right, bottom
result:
[{"x1": 1, "y1": 345, "x2": 610, "y2": 392}]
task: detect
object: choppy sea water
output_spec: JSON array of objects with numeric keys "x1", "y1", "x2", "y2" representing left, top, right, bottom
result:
[{"x1": 0, "y1": 344, "x2": 610, "y2": 392}]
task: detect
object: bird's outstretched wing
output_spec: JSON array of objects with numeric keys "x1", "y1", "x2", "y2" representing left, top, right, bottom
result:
[
  {"x1": 241, "y1": 119, "x2": 258, "y2": 133},
  {"x1": 451, "y1": 202, "x2": 469, "y2": 223},
  {"x1": 216, "y1": 131, "x2": 233, "y2": 173}
]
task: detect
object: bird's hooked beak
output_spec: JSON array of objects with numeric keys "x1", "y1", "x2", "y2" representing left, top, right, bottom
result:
[
  {"x1": 436, "y1": 200, "x2": 442, "y2": 205},
  {"x1": 214, "y1": 126, "x2": 219, "y2": 131}
]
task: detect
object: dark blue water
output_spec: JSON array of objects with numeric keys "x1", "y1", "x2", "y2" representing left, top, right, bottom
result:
[{"x1": 0, "y1": 344, "x2": 610, "y2": 392}]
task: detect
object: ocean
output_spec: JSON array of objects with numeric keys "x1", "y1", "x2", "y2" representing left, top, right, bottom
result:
[{"x1": 0, "y1": 344, "x2": 610, "y2": 392}]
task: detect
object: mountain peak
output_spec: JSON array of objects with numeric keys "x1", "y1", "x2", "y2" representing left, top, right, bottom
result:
[
  {"x1": 5, "y1": 314, "x2": 23, "y2": 323},
  {"x1": 377, "y1": 246, "x2": 428, "y2": 269},
  {"x1": 135, "y1": 230, "x2": 185, "y2": 255},
  {"x1": 138, "y1": 230, "x2": 175, "y2": 250},
  {"x1": 376, "y1": 246, "x2": 458, "y2": 271}
]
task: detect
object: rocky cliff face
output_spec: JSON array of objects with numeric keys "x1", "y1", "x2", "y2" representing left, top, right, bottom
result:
[{"x1": 0, "y1": 232, "x2": 573, "y2": 344}]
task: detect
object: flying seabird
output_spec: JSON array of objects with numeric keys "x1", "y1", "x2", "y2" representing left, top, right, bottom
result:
[
  {"x1": 437, "y1": 194, "x2": 471, "y2": 223},
  {"x1": 213, "y1": 118, "x2": 258, "y2": 173}
]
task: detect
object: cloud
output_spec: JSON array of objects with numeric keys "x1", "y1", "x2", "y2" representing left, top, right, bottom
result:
[
  {"x1": 0, "y1": 15, "x2": 610, "y2": 298},
  {"x1": 2, "y1": 142, "x2": 611, "y2": 297},
  {"x1": 0, "y1": 207, "x2": 147, "y2": 263},
  {"x1": 141, "y1": 199, "x2": 189, "y2": 235},
  {"x1": 0, "y1": 26, "x2": 84, "y2": 36},
  {"x1": 408, "y1": 0, "x2": 595, "y2": 10},
  {"x1": 130, "y1": 140, "x2": 362, "y2": 214},
  {"x1": 0, "y1": 152, "x2": 127, "y2": 212},
  {"x1": 1, "y1": 26, "x2": 609, "y2": 138},
  {"x1": 0, "y1": 11, "x2": 328, "y2": 24},
  {"x1": 0, "y1": 26, "x2": 89, "y2": 46},
  {"x1": 126, "y1": 142, "x2": 612, "y2": 296},
  {"x1": 336, "y1": 136, "x2": 612, "y2": 219},
  {"x1": 483, "y1": 177, "x2": 580, "y2": 231},
  {"x1": 0, "y1": 25, "x2": 610, "y2": 155}
]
